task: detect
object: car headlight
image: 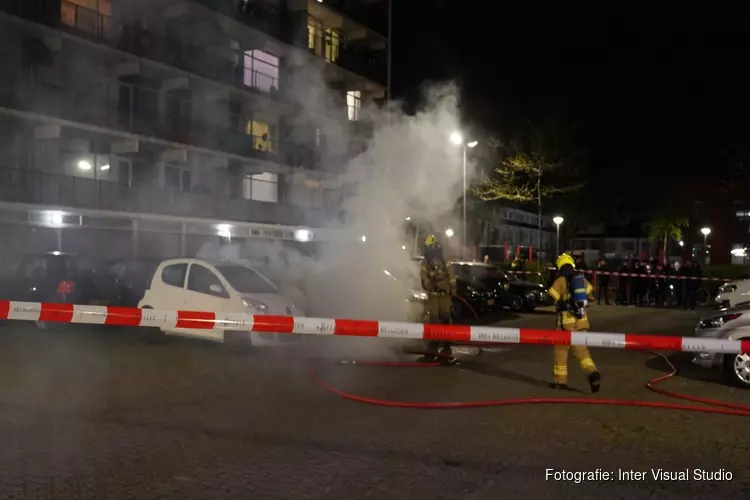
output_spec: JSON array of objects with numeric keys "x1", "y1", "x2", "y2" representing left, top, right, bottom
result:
[
  {"x1": 697, "y1": 313, "x2": 741, "y2": 330},
  {"x1": 243, "y1": 298, "x2": 268, "y2": 314}
]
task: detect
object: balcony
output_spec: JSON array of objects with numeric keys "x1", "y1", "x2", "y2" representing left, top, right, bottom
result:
[
  {"x1": 190, "y1": 0, "x2": 284, "y2": 40},
  {"x1": 0, "y1": 167, "x2": 323, "y2": 227},
  {"x1": 312, "y1": 0, "x2": 389, "y2": 37},
  {"x1": 0, "y1": 73, "x2": 280, "y2": 163},
  {"x1": 336, "y1": 46, "x2": 386, "y2": 85}
]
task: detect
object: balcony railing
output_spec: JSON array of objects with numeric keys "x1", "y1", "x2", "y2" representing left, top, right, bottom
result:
[
  {"x1": 336, "y1": 47, "x2": 387, "y2": 85},
  {"x1": 0, "y1": 168, "x2": 325, "y2": 227},
  {"x1": 0, "y1": 74, "x2": 279, "y2": 162},
  {"x1": 319, "y1": 0, "x2": 389, "y2": 36}
]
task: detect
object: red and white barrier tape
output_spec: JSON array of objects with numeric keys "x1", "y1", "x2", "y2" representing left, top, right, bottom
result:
[
  {"x1": 506, "y1": 268, "x2": 731, "y2": 282},
  {"x1": 1, "y1": 300, "x2": 748, "y2": 354}
]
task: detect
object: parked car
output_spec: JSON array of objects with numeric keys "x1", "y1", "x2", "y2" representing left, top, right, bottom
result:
[
  {"x1": 0, "y1": 252, "x2": 109, "y2": 328},
  {"x1": 714, "y1": 279, "x2": 750, "y2": 309},
  {"x1": 692, "y1": 304, "x2": 750, "y2": 388},
  {"x1": 137, "y1": 258, "x2": 303, "y2": 346},
  {"x1": 451, "y1": 262, "x2": 551, "y2": 312},
  {"x1": 102, "y1": 258, "x2": 162, "y2": 307}
]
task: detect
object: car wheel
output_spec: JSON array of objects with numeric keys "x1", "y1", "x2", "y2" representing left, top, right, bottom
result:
[
  {"x1": 510, "y1": 294, "x2": 524, "y2": 312},
  {"x1": 723, "y1": 352, "x2": 750, "y2": 389},
  {"x1": 524, "y1": 302, "x2": 536, "y2": 313}
]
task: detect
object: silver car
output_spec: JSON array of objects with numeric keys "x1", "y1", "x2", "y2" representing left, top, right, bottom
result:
[{"x1": 692, "y1": 304, "x2": 750, "y2": 389}]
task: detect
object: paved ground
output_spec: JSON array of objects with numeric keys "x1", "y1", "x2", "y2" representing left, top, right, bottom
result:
[{"x1": 0, "y1": 305, "x2": 748, "y2": 499}]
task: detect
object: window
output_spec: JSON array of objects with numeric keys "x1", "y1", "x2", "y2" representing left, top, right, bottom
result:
[
  {"x1": 589, "y1": 240, "x2": 602, "y2": 251},
  {"x1": 164, "y1": 165, "x2": 191, "y2": 191},
  {"x1": 242, "y1": 172, "x2": 278, "y2": 203},
  {"x1": 245, "y1": 120, "x2": 274, "y2": 152},
  {"x1": 605, "y1": 241, "x2": 617, "y2": 253},
  {"x1": 161, "y1": 264, "x2": 187, "y2": 288},
  {"x1": 187, "y1": 264, "x2": 228, "y2": 297},
  {"x1": 61, "y1": 0, "x2": 111, "y2": 37},
  {"x1": 573, "y1": 240, "x2": 587, "y2": 250},
  {"x1": 215, "y1": 265, "x2": 277, "y2": 294},
  {"x1": 307, "y1": 16, "x2": 323, "y2": 56},
  {"x1": 325, "y1": 28, "x2": 340, "y2": 63},
  {"x1": 347, "y1": 91, "x2": 361, "y2": 121},
  {"x1": 622, "y1": 241, "x2": 635, "y2": 252},
  {"x1": 243, "y1": 50, "x2": 279, "y2": 93}
]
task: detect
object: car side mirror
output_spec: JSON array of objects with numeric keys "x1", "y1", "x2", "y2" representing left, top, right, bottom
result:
[{"x1": 209, "y1": 284, "x2": 223, "y2": 295}]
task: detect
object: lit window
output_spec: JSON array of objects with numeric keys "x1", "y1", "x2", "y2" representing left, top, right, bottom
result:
[
  {"x1": 61, "y1": 0, "x2": 111, "y2": 36},
  {"x1": 243, "y1": 50, "x2": 279, "y2": 93},
  {"x1": 245, "y1": 120, "x2": 274, "y2": 152},
  {"x1": 307, "y1": 16, "x2": 323, "y2": 56},
  {"x1": 325, "y1": 29, "x2": 340, "y2": 63},
  {"x1": 242, "y1": 173, "x2": 278, "y2": 203},
  {"x1": 346, "y1": 90, "x2": 361, "y2": 121}
]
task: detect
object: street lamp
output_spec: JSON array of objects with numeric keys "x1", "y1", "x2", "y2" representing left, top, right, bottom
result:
[
  {"x1": 553, "y1": 216, "x2": 564, "y2": 257},
  {"x1": 449, "y1": 131, "x2": 478, "y2": 260},
  {"x1": 701, "y1": 227, "x2": 711, "y2": 262},
  {"x1": 445, "y1": 228, "x2": 454, "y2": 238}
]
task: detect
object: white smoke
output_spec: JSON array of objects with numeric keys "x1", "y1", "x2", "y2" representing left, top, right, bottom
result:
[{"x1": 198, "y1": 64, "x2": 472, "y2": 324}]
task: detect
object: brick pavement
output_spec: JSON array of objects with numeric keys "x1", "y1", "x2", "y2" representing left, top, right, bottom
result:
[{"x1": 0, "y1": 307, "x2": 748, "y2": 499}]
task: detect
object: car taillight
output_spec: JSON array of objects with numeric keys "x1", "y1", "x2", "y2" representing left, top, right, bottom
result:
[{"x1": 57, "y1": 280, "x2": 75, "y2": 294}]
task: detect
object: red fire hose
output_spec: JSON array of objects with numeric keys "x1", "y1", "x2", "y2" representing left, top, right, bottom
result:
[{"x1": 309, "y1": 351, "x2": 750, "y2": 417}]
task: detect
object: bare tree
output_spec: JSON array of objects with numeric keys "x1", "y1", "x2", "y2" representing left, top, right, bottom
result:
[{"x1": 474, "y1": 116, "x2": 586, "y2": 260}]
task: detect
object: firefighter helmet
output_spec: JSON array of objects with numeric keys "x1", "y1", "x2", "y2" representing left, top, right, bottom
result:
[
  {"x1": 424, "y1": 234, "x2": 438, "y2": 248},
  {"x1": 556, "y1": 253, "x2": 576, "y2": 270}
]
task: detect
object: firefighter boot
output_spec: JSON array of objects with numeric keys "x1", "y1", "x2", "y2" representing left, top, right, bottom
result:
[
  {"x1": 439, "y1": 343, "x2": 454, "y2": 365},
  {"x1": 548, "y1": 382, "x2": 571, "y2": 390},
  {"x1": 588, "y1": 371, "x2": 601, "y2": 393},
  {"x1": 418, "y1": 341, "x2": 439, "y2": 363}
]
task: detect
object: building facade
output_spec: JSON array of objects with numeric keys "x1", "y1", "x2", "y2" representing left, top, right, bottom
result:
[
  {"x1": 476, "y1": 203, "x2": 556, "y2": 262},
  {"x1": 0, "y1": 0, "x2": 389, "y2": 258}
]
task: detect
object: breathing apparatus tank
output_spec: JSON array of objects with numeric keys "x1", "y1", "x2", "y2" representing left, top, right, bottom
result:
[{"x1": 569, "y1": 272, "x2": 588, "y2": 317}]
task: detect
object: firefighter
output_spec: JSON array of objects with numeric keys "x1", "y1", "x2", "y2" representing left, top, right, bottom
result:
[
  {"x1": 547, "y1": 253, "x2": 602, "y2": 393},
  {"x1": 420, "y1": 234, "x2": 457, "y2": 363}
]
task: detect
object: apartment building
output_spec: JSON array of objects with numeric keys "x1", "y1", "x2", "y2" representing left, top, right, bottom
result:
[{"x1": 0, "y1": 0, "x2": 389, "y2": 258}]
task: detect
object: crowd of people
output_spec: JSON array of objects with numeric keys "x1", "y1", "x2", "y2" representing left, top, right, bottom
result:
[{"x1": 593, "y1": 257, "x2": 704, "y2": 311}]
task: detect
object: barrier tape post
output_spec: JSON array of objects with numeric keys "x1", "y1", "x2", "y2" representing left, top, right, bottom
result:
[{"x1": 1, "y1": 300, "x2": 748, "y2": 355}]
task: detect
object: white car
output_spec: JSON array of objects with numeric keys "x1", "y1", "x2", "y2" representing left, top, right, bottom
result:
[
  {"x1": 692, "y1": 305, "x2": 750, "y2": 388},
  {"x1": 714, "y1": 279, "x2": 750, "y2": 309},
  {"x1": 138, "y1": 258, "x2": 302, "y2": 346}
]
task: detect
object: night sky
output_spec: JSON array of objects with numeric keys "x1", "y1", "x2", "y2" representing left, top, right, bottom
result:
[{"x1": 391, "y1": 3, "x2": 750, "y2": 212}]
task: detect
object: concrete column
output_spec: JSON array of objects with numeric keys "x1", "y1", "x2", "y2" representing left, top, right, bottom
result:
[
  {"x1": 56, "y1": 228, "x2": 62, "y2": 252},
  {"x1": 132, "y1": 219, "x2": 139, "y2": 257},
  {"x1": 180, "y1": 222, "x2": 187, "y2": 256}
]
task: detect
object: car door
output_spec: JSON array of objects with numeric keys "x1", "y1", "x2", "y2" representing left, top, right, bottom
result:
[
  {"x1": 182, "y1": 263, "x2": 230, "y2": 339},
  {"x1": 156, "y1": 262, "x2": 189, "y2": 311}
]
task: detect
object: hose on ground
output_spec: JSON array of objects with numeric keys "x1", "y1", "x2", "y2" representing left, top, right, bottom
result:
[{"x1": 309, "y1": 351, "x2": 750, "y2": 417}]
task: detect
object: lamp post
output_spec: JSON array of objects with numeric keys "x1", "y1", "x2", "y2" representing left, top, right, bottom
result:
[
  {"x1": 701, "y1": 227, "x2": 711, "y2": 263},
  {"x1": 553, "y1": 216, "x2": 564, "y2": 257},
  {"x1": 449, "y1": 132, "x2": 478, "y2": 260}
]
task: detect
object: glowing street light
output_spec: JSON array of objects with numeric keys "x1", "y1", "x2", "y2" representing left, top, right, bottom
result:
[
  {"x1": 77, "y1": 160, "x2": 92, "y2": 171},
  {"x1": 445, "y1": 228, "x2": 454, "y2": 238},
  {"x1": 294, "y1": 229, "x2": 313, "y2": 242},
  {"x1": 360, "y1": 235, "x2": 367, "y2": 243},
  {"x1": 701, "y1": 227, "x2": 711, "y2": 236},
  {"x1": 679, "y1": 240, "x2": 684, "y2": 247},
  {"x1": 467, "y1": 141, "x2": 478, "y2": 148},
  {"x1": 449, "y1": 131, "x2": 463, "y2": 145}
]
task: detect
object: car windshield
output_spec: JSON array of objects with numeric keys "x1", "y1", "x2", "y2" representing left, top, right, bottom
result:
[
  {"x1": 214, "y1": 265, "x2": 278, "y2": 294},
  {"x1": 455, "y1": 265, "x2": 511, "y2": 283}
]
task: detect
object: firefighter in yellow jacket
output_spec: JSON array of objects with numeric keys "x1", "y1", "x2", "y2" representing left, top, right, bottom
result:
[
  {"x1": 420, "y1": 234, "x2": 457, "y2": 362},
  {"x1": 547, "y1": 253, "x2": 602, "y2": 393}
]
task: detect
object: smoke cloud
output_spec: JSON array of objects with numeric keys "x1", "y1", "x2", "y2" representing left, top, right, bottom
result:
[{"x1": 198, "y1": 58, "x2": 473, "y2": 330}]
